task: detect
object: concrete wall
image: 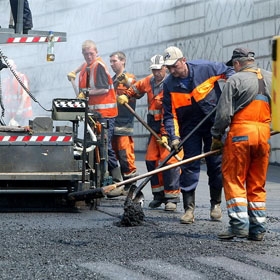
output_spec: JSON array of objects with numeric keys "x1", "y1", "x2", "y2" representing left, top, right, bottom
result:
[{"x1": 0, "y1": 0, "x2": 280, "y2": 163}]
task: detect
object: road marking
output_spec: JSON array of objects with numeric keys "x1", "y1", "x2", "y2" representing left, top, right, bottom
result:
[
  {"x1": 80, "y1": 261, "x2": 154, "y2": 280},
  {"x1": 197, "y1": 256, "x2": 280, "y2": 280},
  {"x1": 136, "y1": 259, "x2": 206, "y2": 279}
]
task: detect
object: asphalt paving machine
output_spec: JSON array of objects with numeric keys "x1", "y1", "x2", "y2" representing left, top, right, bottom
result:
[
  {"x1": 0, "y1": 54, "x2": 112, "y2": 210},
  {"x1": 0, "y1": 96, "x2": 112, "y2": 209}
]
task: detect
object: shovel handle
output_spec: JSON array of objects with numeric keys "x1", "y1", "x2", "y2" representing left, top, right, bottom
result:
[
  {"x1": 108, "y1": 150, "x2": 219, "y2": 190},
  {"x1": 70, "y1": 78, "x2": 79, "y2": 97},
  {"x1": 123, "y1": 103, "x2": 181, "y2": 161},
  {"x1": 111, "y1": 130, "x2": 280, "y2": 193}
]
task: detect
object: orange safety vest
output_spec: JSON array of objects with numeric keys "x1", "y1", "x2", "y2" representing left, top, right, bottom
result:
[
  {"x1": 79, "y1": 57, "x2": 117, "y2": 118},
  {"x1": 3, "y1": 74, "x2": 32, "y2": 120}
]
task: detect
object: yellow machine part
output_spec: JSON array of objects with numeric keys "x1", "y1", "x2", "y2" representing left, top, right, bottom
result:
[{"x1": 272, "y1": 36, "x2": 280, "y2": 131}]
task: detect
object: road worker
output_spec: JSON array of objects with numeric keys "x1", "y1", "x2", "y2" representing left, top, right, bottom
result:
[
  {"x1": 118, "y1": 55, "x2": 183, "y2": 211},
  {"x1": 211, "y1": 48, "x2": 272, "y2": 241},
  {"x1": 67, "y1": 40, "x2": 123, "y2": 189},
  {"x1": 162, "y1": 46, "x2": 235, "y2": 223},
  {"x1": 109, "y1": 51, "x2": 138, "y2": 194},
  {"x1": 2, "y1": 59, "x2": 32, "y2": 126}
]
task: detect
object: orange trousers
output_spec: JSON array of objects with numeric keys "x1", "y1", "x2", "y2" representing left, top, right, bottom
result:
[
  {"x1": 112, "y1": 135, "x2": 137, "y2": 176},
  {"x1": 145, "y1": 135, "x2": 183, "y2": 201}
]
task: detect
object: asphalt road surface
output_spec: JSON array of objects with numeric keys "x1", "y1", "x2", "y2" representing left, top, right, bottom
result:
[{"x1": 0, "y1": 153, "x2": 280, "y2": 280}]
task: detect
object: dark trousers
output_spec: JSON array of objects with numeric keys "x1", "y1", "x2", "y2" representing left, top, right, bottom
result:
[{"x1": 10, "y1": 0, "x2": 33, "y2": 30}]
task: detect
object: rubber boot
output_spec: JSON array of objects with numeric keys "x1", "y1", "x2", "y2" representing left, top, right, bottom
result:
[
  {"x1": 180, "y1": 191, "x2": 195, "y2": 224},
  {"x1": 210, "y1": 187, "x2": 222, "y2": 221},
  {"x1": 149, "y1": 191, "x2": 165, "y2": 209},
  {"x1": 107, "y1": 167, "x2": 124, "y2": 198}
]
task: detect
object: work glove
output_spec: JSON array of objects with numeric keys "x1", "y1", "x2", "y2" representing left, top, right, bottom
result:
[
  {"x1": 157, "y1": 135, "x2": 168, "y2": 147},
  {"x1": 171, "y1": 139, "x2": 181, "y2": 153},
  {"x1": 77, "y1": 92, "x2": 86, "y2": 99},
  {"x1": 117, "y1": 73, "x2": 133, "y2": 87},
  {"x1": 67, "y1": 71, "x2": 76, "y2": 81},
  {"x1": 117, "y1": 73, "x2": 129, "y2": 85},
  {"x1": 117, "y1": 94, "x2": 129, "y2": 105},
  {"x1": 210, "y1": 137, "x2": 223, "y2": 154}
]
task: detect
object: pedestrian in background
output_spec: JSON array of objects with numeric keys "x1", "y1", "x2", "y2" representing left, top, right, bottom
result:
[
  {"x1": 118, "y1": 55, "x2": 183, "y2": 211},
  {"x1": 211, "y1": 48, "x2": 272, "y2": 241},
  {"x1": 162, "y1": 46, "x2": 235, "y2": 223},
  {"x1": 2, "y1": 59, "x2": 32, "y2": 126}
]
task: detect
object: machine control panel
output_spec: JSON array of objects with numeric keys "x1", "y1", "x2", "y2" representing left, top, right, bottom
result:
[{"x1": 52, "y1": 98, "x2": 86, "y2": 121}]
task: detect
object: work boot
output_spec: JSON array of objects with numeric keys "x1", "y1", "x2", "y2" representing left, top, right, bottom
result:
[
  {"x1": 210, "y1": 204, "x2": 222, "y2": 221},
  {"x1": 180, "y1": 191, "x2": 195, "y2": 224},
  {"x1": 149, "y1": 191, "x2": 165, "y2": 209},
  {"x1": 107, "y1": 186, "x2": 125, "y2": 198},
  {"x1": 218, "y1": 227, "x2": 248, "y2": 240},
  {"x1": 149, "y1": 200, "x2": 163, "y2": 208},
  {"x1": 111, "y1": 166, "x2": 123, "y2": 183},
  {"x1": 247, "y1": 232, "x2": 265, "y2": 241},
  {"x1": 107, "y1": 167, "x2": 124, "y2": 198},
  {"x1": 165, "y1": 202, "x2": 177, "y2": 211},
  {"x1": 210, "y1": 187, "x2": 222, "y2": 221},
  {"x1": 123, "y1": 170, "x2": 139, "y2": 180}
]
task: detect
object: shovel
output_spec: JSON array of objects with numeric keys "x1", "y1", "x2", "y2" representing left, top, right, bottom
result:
[{"x1": 68, "y1": 150, "x2": 219, "y2": 202}]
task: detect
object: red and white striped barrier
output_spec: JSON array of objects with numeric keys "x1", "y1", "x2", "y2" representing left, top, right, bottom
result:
[
  {"x1": 0, "y1": 135, "x2": 72, "y2": 142},
  {"x1": 6, "y1": 36, "x2": 62, "y2": 44}
]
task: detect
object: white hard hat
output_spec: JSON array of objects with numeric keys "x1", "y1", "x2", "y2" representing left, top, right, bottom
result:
[{"x1": 150, "y1": 55, "x2": 164, "y2": 70}]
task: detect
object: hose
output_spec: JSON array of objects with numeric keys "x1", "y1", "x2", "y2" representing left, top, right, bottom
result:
[{"x1": 0, "y1": 48, "x2": 51, "y2": 112}]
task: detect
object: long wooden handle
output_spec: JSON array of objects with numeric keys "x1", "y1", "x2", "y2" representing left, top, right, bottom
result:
[
  {"x1": 108, "y1": 130, "x2": 280, "y2": 190},
  {"x1": 70, "y1": 78, "x2": 79, "y2": 97},
  {"x1": 123, "y1": 102, "x2": 182, "y2": 161}
]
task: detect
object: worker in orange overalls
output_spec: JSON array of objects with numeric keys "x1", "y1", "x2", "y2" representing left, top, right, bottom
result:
[
  {"x1": 211, "y1": 48, "x2": 272, "y2": 241},
  {"x1": 109, "y1": 51, "x2": 138, "y2": 184},
  {"x1": 67, "y1": 40, "x2": 123, "y2": 192},
  {"x1": 2, "y1": 59, "x2": 32, "y2": 126},
  {"x1": 118, "y1": 55, "x2": 183, "y2": 211}
]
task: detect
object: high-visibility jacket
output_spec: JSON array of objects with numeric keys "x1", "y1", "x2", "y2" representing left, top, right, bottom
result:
[
  {"x1": 3, "y1": 73, "x2": 32, "y2": 122},
  {"x1": 79, "y1": 57, "x2": 117, "y2": 118},
  {"x1": 211, "y1": 65, "x2": 272, "y2": 139},
  {"x1": 113, "y1": 71, "x2": 136, "y2": 136},
  {"x1": 163, "y1": 60, "x2": 235, "y2": 141},
  {"x1": 125, "y1": 74, "x2": 167, "y2": 134}
]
